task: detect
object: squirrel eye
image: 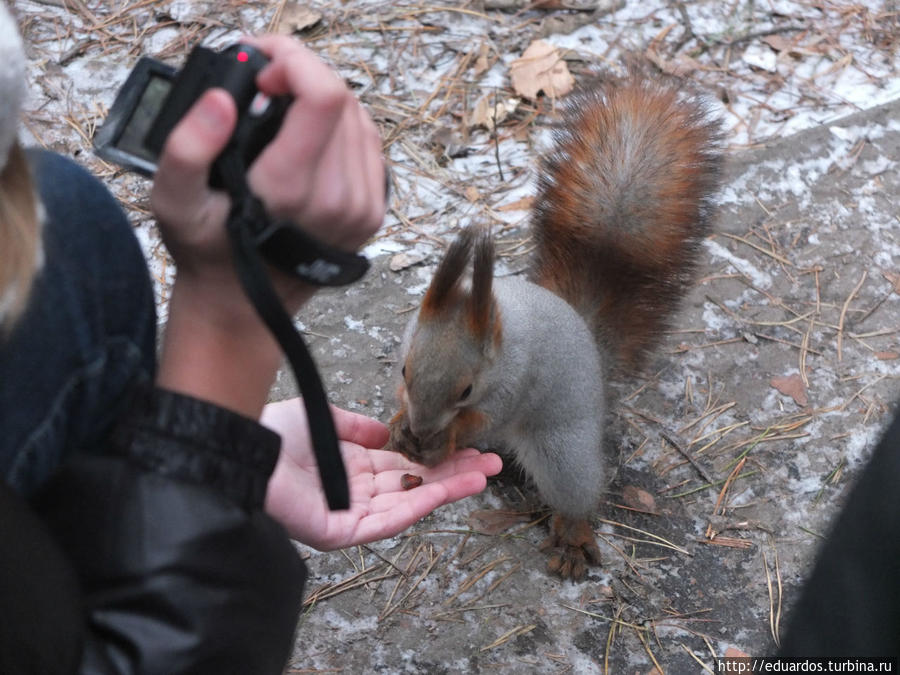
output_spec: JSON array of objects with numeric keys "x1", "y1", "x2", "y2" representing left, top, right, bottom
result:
[
  {"x1": 459, "y1": 384, "x2": 473, "y2": 401},
  {"x1": 401, "y1": 365, "x2": 407, "y2": 379}
]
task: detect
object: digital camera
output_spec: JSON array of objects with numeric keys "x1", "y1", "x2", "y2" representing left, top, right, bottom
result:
[
  {"x1": 94, "y1": 43, "x2": 290, "y2": 184},
  {"x1": 94, "y1": 40, "x2": 370, "y2": 291}
]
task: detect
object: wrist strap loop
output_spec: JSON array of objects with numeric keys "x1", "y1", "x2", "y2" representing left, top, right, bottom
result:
[{"x1": 217, "y1": 150, "x2": 351, "y2": 511}]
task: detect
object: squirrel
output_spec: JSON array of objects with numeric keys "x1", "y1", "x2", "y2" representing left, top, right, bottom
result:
[{"x1": 385, "y1": 77, "x2": 723, "y2": 580}]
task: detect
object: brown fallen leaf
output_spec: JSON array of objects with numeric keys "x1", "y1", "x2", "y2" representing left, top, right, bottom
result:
[
  {"x1": 724, "y1": 646, "x2": 750, "y2": 658},
  {"x1": 275, "y1": 2, "x2": 323, "y2": 34},
  {"x1": 884, "y1": 270, "x2": 900, "y2": 294},
  {"x1": 496, "y1": 196, "x2": 534, "y2": 212},
  {"x1": 763, "y1": 34, "x2": 827, "y2": 58},
  {"x1": 467, "y1": 509, "x2": 531, "y2": 535},
  {"x1": 467, "y1": 94, "x2": 519, "y2": 130},
  {"x1": 770, "y1": 373, "x2": 808, "y2": 407},
  {"x1": 389, "y1": 252, "x2": 426, "y2": 272},
  {"x1": 646, "y1": 46, "x2": 701, "y2": 77},
  {"x1": 509, "y1": 40, "x2": 574, "y2": 100},
  {"x1": 876, "y1": 351, "x2": 899, "y2": 360},
  {"x1": 622, "y1": 485, "x2": 657, "y2": 513},
  {"x1": 472, "y1": 42, "x2": 491, "y2": 77}
]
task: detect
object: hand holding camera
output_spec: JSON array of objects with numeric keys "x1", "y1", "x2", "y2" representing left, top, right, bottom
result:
[
  {"x1": 242, "y1": 35, "x2": 387, "y2": 254},
  {"x1": 97, "y1": 35, "x2": 386, "y2": 427},
  {"x1": 147, "y1": 36, "x2": 385, "y2": 301}
]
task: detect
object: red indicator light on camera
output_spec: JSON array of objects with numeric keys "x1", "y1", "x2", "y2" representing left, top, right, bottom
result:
[{"x1": 237, "y1": 50, "x2": 249, "y2": 63}]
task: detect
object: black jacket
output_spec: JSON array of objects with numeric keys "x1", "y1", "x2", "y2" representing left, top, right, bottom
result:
[
  {"x1": 778, "y1": 411, "x2": 900, "y2": 656},
  {"x1": 0, "y1": 387, "x2": 306, "y2": 674}
]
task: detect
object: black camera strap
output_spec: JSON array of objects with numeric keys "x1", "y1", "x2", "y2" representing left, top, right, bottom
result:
[{"x1": 217, "y1": 152, "x2": 350, "y2": 511}]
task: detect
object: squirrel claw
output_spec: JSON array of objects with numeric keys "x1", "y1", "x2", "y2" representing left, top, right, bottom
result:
[{"x1": 540, "y1": 514, "x2": 601, "y2": 581}]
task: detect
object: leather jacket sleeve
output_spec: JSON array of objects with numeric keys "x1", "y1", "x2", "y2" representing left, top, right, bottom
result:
[{"x1": 29, "y1": 387, "x2": 307, "y2": 674}]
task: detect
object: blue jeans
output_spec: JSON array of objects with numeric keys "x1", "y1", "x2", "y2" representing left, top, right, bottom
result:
[{"x1": 0, "y1": 150, "x2": 156, "y2": 495}]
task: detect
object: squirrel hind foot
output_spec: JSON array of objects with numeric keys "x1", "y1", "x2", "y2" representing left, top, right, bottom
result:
[{"x1": 539, "y1": 513, "x2": 602, "y2": 581}]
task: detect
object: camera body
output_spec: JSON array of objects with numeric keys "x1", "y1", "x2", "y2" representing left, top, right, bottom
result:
[{"x1": 94, "y1": 43, "x2": 290, "y2": 185}]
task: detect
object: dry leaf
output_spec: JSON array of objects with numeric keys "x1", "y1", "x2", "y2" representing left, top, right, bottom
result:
[
  {"x1": 875, "y1": 351, "x2": 899, "y2": 360},
  {"x1": 725, "y1": 647, "x2": 750, "y2": 658},
  {"x1": 389, "y1": 252, "x2": 426, "y2": 272},
  {"x1": 622, "y1": 485, "x2": 657, "y2": 513},
  {"x1": 465, "y1": 186, "x2": 481, "y2": 202},
  {"x1": 509, "y1": 40, "x2": 574, "y2": 100},
  {"x1": 762, "y1": 35, "x2": 792, "y2": 53},
  {"x1": 467, "y1": 509, "x2": 531, "y2": 535},
  {"x1": 430, "y1": 127, "x2": 466, "y2": 157},
  {"x1": 770, "y1": 373, "x2": 808, "y2": 407},
  {"x1": 276, "y1": 2, "x2": 323, "y2": 34},
  {"x1": 883, "y1": 270, "x2": 900, "y2": 294},
  {"x1": 467, "y1": 94, "x2": 519, "y2": 130},
  {"x1": 473, "y1": 42, "x2": 491, "y2": 77},
  {"x1": 646, "y1": 47, "x2": 700, "y2": 77},
  {"x1": 762, "y1": 34, "x2": 825, "y2": 58},
  {"x1": 496, "y1": 196, "x2": 534, "y2": 212}
]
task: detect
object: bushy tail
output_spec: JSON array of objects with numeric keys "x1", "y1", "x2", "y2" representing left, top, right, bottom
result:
[{"x1": 529, "y1": 77, "x2": 723, "y2": 370}]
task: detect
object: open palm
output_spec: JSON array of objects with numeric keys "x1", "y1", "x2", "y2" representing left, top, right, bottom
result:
[{"x1": 261, "y1": 398, "x2": 502, "y2": 550}]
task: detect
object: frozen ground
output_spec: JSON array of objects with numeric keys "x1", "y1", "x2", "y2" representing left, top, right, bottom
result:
[
  {"x1": 280, "y1": 98, "x2": 900, "y2": 673},
  {"x1": 12, "y1": 0, "x2": 900, "y2": 672}
]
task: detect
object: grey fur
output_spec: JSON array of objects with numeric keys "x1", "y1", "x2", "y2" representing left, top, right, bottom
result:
[{"x1": 400, "y1": 276, "x2": 607, "y2": 517}]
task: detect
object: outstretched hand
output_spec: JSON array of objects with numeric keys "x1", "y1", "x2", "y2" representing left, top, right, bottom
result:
[{"x1": 261, "y1": 399, "x2": 503, "y2": 550}]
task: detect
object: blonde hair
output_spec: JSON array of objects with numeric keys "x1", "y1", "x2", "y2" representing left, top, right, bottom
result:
[{"x1": 0, "y1": 141, "x2": 41, "y2": 329}]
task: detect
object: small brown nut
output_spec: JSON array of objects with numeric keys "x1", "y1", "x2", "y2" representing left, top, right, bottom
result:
[{"x1": 401, "y1": 473, "x2": 423, "y2": 490}]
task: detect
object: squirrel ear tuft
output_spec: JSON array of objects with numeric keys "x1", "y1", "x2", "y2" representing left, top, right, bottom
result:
[
  {"x1": 421, "y1": 227, "x2": 476, "y2": 318},
  {"x1": 468, "y1": 228, "x2": 495, "y2": 341}
]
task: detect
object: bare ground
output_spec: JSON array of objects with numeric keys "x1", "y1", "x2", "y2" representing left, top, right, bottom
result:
[{"x1": 282, "y1": 97, "x2": 900, "y2": 673}]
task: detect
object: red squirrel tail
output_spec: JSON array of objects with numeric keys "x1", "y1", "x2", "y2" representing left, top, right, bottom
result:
[{"x1": 529, "y1": 77, "x2": 723, "y2": 369}]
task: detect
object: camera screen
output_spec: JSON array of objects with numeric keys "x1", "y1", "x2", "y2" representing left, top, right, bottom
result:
[{"x1": 115, "y1": 74, "x2": 172, "y2": 161}]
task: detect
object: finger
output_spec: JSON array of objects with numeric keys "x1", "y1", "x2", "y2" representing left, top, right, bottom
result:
[
  {"x1": 247, "y1": 86, "x2": 349, "y2": 212},
  {"x1": 366, "y1": 447, "x2": 494, "y2": 474},
  {"x1": 241, "y1": 35, "x2": 338, "y2": 97},
  {"x1": 331, "y1": 406, "x2": 389, "y2": 449},
  {"x1": 371, "y1": 451, "x2": 502, "y2": 494},
  {"x1": 358, "y1": 104, "x2": 388, "y2": 226},
  {"x1": 262, "y1": 400, "x2": 390, "y2": 454},
  {"x1": 243, "y1": 37, "x2": 353, "y2": 206},
  {"x1": 260, "y1": 397, "x2": 308, "y2": 435},
  {"x1": 297, "y1": 102, "x2": 354, "y2": 222},
  {"x1": 347, "y1": 472, "x2": 491, "y2": 545},
  {"x1": 296, "y1": 103, "x2": 384, "y2": 251},
  {"x1": 152, "y1": 88, "x2": 236, "y2": 207}
]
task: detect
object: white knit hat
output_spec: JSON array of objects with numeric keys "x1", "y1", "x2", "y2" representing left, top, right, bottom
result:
[{"x1": 0, "y1": 2, "x2": 26, "y2": 171}]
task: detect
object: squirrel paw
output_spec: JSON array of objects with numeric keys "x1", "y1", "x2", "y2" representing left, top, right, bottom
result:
[{"x1": 539, "y1": 514, "x2": 602, "y2": 581}]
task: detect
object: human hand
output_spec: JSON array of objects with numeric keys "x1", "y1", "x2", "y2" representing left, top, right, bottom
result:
[
  {"x1": 244, "y1": 34, "x2": 386, "y2": 253},
  {"x1": 151, "y1": 34, "x2": 386, "y2": 417},
  {"x1": 150, "y1": 34, "x2": 386, "y2": 318},
  {"x1": 261, "y1": 399, "x2": 503, "y2": 550}
]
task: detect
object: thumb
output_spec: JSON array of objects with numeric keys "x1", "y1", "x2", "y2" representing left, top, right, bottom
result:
[{"x1": 153, "y1": 88, "x2": 237, "y2": 202}]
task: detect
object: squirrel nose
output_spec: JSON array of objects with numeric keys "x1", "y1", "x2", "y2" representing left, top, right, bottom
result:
[
  {"x1": 407, "y1": 422, "x2": 430, "y2": 441},
  {"x1": 407, "y1": 415, "x2": 436, "y2": 442},
  {"x1": 405, "y1": 406, "x2": 427, "y2": 439}
]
